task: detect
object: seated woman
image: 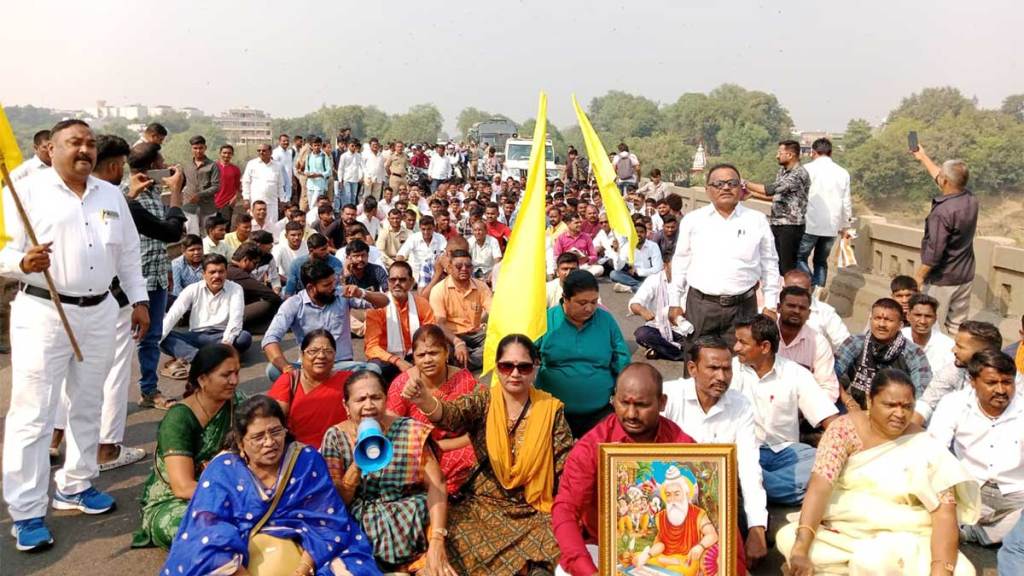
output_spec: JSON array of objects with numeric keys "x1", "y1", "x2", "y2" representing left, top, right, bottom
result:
[
  {"x1": 161, "y1": 395, "x2": 379, "y2": 576},
  {"x1": 779, "y1": 369, "x2": 981, "y2": 576},
  {"x1": 401, "y1": 333, "x2": 574, "y2": 575},
  {"x1": 387, "y1": 324, "x2": 481, "y2": 495},
  {"x1": 536, "y1": 269, "x2": 630, "y2": 438},
  {"x1": 267, "y1": 329, "x2": 350, "y2": 447},
  {"x1": 133, "y1": 344, "x2": 244, "y2": 549},
  {"x1": 321, "y1": 371, "x2": 456, "y2": 574}
]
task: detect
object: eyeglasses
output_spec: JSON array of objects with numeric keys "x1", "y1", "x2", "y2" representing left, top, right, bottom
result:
[
  {"x1": 452, "y1": 262, "x2": 473, "y2": 270},
  {"x1": 496, "y1": 361, "x2": 536, "y2": 376},
  {"x1": 245, "y1": 427, "x2": 286, "y2": 445},
  {"x1": 303, "y1": 347, "x2": 334, "y2": 358},
  {"x1": 388, "y1": 276, "x2": 411, "y2": 283},
  {"x1": 708, "y1": 179, "x2": 741, "y2": 190}
]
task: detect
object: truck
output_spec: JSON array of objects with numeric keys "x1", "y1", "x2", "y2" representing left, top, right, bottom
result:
[
  {"x1": 468, "y1": 118, "x2": 518, "y2": 153},
  {"x1": 501, "y1": 137, "x2": 561, "y2": 182}
]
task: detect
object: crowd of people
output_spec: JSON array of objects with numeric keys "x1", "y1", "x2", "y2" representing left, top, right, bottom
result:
[{"x1": 2, "y1": 119, "x2": 1023, "y2": 576}]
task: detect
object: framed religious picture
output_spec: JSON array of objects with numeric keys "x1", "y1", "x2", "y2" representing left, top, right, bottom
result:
[{"x1": 598, "y1": 444, "x2": 737, "y2": 576}]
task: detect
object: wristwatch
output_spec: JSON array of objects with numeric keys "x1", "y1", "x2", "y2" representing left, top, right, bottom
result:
[{"x1": 132, "y1": 301, "x2": 150, "y2": 311}]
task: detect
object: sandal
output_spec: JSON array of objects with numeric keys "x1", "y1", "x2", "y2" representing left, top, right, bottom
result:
[
  {"x1": 139, "y1": 391, "x2": 178, "y2": 411},
  {"x1": 99, "y1": 445, "x2": 147, "y2": 472},
  {"x1": 159, "y1": 359, "x2": 189, "y2": 380}
]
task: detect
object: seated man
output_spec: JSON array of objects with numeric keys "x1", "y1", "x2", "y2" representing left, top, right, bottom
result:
[
  {"x1": 201, "y1": 213, "x2": 232, "y2": 258},
  {"x1": 226, "y1": 242, "x2": 282, "y2": 331},
  {"x1": 835, "y1": 298, "x2": 933, "y2": 409},
  {"x1": 363, "y1": 261, "x2": 437, "y2": 383},
  {"x1": 776, "y1": 285, "x2": 839, "y2": 401},
  {"x1": 170, "y1": 233, "x2": 204, "y2": 298},
  {"x1": 262, "y1": 259, "x2": 387, "y2": 382},
  {"x1": 783, "y1": 269, "x2": 849, "y2": 352},
  {"x1": 271, "y1": 220, "x2": 308, "y2": 287},
  {"x1": 903, "y1": 292, "x2": 955, "y2": 374},
  {"x1": 609, "y1": 220, "x2": 663, "y2": 294},
  {"x1": 341, "y1": 239, "x2": 388, "y2": 293},
  {"x1": 662, "y1": 335, "x2": 768, "y2": 568},
  {"x1": 340, "y1": 223, "x2": 385, "y2": 267},
  {"x1": 890, "y1": 274, "x2": 920, "y2": 324},
  {"x1": 282, "y1": 233, "x2": 343, "y2": 297},
  {"x1": 628, "y1": 250, "x2": 685, "y2": 361},
  {"x1": 249, "y1": 230, "x2": 281, "y2": 293},
  {"x1": 553, "y1": 212, "x2": 603, "y2": 277},
  {"x1": 223, "y1": 212, "x2": 252, "y2": 251},
  {"x1": 914, "y1": 319, "x2": 1004, "y2": 424},
  {"x1": 396, "y1": 214, "x2": 447, "y2": 287},
  {"x1": 928, "y1": 349, "x2": 1023, "y2": 545},
  {"x1": 311, "y1": 203, "x2": 345, "y2": 250},
  {"x1": 546, "y1": 252, "x2": 579, "y2": 309},
  {"x1": 428, "y1": 249, "x2": 491, "y2": 371},
  {"x1": 160, "y1": 254, "x2": 251, "y2": 373},
  {"x1": 376, "y1": 207, "x2": 409, "y2": 266},
  {"x1": 731, "y1": 314, "x2": 838, "y2": 505}
]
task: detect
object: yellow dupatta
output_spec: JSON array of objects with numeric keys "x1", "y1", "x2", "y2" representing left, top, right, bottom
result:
[
  {"x1": 484, "y1": 383, "x2": 561, "y2": 513},
  {"x1": 1015, "y1": 343, "x2": 1024, "y2": 377}
]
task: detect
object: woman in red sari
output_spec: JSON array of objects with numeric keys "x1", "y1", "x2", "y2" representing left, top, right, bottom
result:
[{"x1": 387, "y1": 324, "x2": 482, "y2": 495}]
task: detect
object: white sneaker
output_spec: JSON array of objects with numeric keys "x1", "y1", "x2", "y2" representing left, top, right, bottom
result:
[
  {"x1": 98, "y1": 445, "x2": 147, "y2": 472},
  {"x1": 613, "y1": 283, "x2": 632, "y2": 293}
]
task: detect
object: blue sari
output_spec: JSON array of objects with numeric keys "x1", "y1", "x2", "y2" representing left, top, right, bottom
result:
[{"x1": 161, "y1": 442, "x2": 380, "y2": 576}]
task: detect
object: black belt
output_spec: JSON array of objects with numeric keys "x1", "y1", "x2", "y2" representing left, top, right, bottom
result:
[
  {"x1": 21, "y1": 284, "x2": 109, "y2": 307},
  {"x1": 692, "y1": 286, "x2": 757, "y2": 307}
]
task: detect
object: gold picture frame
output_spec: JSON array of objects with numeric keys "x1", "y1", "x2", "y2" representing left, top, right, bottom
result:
[{"x1": 598, "y1": 444, "x2": 737, "y2": 576}]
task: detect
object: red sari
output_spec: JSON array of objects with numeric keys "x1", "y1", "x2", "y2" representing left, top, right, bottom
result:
[{"x1": 387, "y1": 367, "x2": 482, "y2": 494}]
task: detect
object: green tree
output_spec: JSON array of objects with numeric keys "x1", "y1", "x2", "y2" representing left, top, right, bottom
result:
[
  {"x1": 628, "y1": 134, "x2": 694, "y2": 182},
  {"x1": 519, "y1": 118, "x2": 568, "y2": 161},
  {"x1": 1000, "y1": 94, "x2": 1024, "y2": 122},
  {"x1": 587, "y1": 91, "x2": 662, "y2": 142},
  {"x1": 160, "y1": 121, "x2": 228, "y2": 167},
  {"x1": 888, "y1": 87, "x2": 977, "y2": 125},
  {"x1": 384, "y1": 104, "x2": 443, "y2": 144},
  {"x1": 843, "y1": 118, "x2": 873, "y2": 150}
]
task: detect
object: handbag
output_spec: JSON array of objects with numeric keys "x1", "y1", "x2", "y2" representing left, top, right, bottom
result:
[{"x1": 248, "y1": 444, "x2": 305, "y2": 576}]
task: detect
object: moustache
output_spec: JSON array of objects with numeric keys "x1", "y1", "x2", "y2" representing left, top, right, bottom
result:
[{"x1": 75, "y1": 155, "x2": 94, "y2": 164}]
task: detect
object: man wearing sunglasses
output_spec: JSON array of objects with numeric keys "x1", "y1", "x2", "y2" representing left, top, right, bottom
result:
[
  {"x1": 667, "y1": 163, "x2": 780, "y2": 343},
  {"x1": 428, "y1": 249, "x2": 491, "y2": 371}
]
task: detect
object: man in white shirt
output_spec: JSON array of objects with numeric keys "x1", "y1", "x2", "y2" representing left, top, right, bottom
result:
[
  {"x1": 628, "y1": 251, "x2": 685, "y2": 361},
  {"x1": 361, "y1": 138, "x2": 387, "y2": 199},
  {"x1": 9, "y1": 129, "x2": 51, "y2": 182},
  {"x1": 270, "y1": 134, "x2": 294, "y2": 206},
  {"x1": 242, "y1": 144, "x2": 287, "y2": 223},
  {"x1": 776, "y1": 285, "x2": 840, "y2": 401},
  {"x1": 356, "y1": 196, "x2": 381, "y2": 239},
  {"x1": 592, "y1": 214, "x2": 625, "y2": 274},
  {"x1": 396, "y1": 214, "x2": 447, "y2": 286},
  {"x1": 783, "y1": 269, "x2": 850, "y2": 352},
  {"x1": 159, "y1": 253, "x2": 251, "y2": 367},
  {"x1": 427, "y1": 143, "x2": 453, "y2": 193},
  {"x1": 609, "y1": 220, "x2": 662, "y2": 293},
  {"x1": 2, "y1": 121, "x2": 150, "y2": 548},
  {"x1": 929, "y1": 349, "x2": 1022, "y2": 545},
  {"x1": 272, "y1": 221, "x2": 308, "y2": 286},
  {"x1": 546, "y1": 252, "x2": 581, "y2": 309},
  {"x1": 377, "y1": 208, "x2": 409, "y2": 267},
  {"x1": 731, "y1": 314, "x2": 838, "y2": 505},
  {"x1": 248, "y1": 199, "x2": 280, "y2": 241},
  {"x1": 668, "y1": 163, "x2": 781, "y2": 343},
  {"x1": 336, "y1": 140, "x2": 363, "y2": 210},
  {"x1": 903, "y1": 292, "x2": 955, "y2": 374},
  {"x1": 914, "y1": 320, "x2": 1005, "y2": 424},
  {"x1": 800, "y1": 138, "x2": 852, "y2": 287},
  {"x1": 468, "y1": 219, "x2": 502, "y2": 283},
  {"x1": 661, "y1": 336, "x2": 769, "y2": 567}
]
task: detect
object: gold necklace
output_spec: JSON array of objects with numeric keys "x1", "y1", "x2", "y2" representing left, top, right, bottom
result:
[{"x1": 194, "y1": 391, "x2": 214, "y2": 422}]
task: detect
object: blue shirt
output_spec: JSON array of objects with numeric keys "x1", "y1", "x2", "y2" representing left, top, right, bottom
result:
[
  {"x1": 171, "y1": 255, "x2": 204, "y2": 296},
  {"x1": 283, "y1": 254, "x2": 344, "y2": 297},
  {"x1": 262, "y1": 288, "x2": 372, "y2": 361}
]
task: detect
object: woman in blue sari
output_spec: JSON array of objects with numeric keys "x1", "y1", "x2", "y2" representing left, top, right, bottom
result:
[{"x1": 161, "y1": 395, "x2": 380, "y2": 576}]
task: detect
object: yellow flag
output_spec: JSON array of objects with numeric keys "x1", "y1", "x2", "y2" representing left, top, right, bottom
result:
[
  {"x1": 481, "y1": 93, "x2": 550, "y2": 375},
  {"x1": 0, "y1": 105, "x2": 22, "y2": 250},
  {"x1": 571, "y1": 94, "x2": 638, "y2": 263}
]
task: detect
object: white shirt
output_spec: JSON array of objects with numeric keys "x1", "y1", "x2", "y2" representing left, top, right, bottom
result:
[
  {"x1": 271, "y1": 146, "x2": 294, "y2": 180},
  {"x1": 9, "y1": 155, "x2": 48, "y2": 182},
  {"x1": 804, "y1": 156, "x2": 853, "y2": 237},
  {"x1": 662, "y1": 378, "x2": 768, "y2": 528},
  {"x1": 340, "y1": 244, "x2": 385, "y2": 267},
  {"x1": 356, "y1": 214, "x2": 381, "y2": 239},
  {"x1": 617, "y1": 240, "x2": 663, "y2": 277},
  {"x1": 628, "y1": 271, "x2": 670, "y2": 328},
  {"x1": 0, "y1": 170, "x2": 147, "y2": 303},
  {"x1": 396, "y1": 232, "x2": 447, "y2": 284},
  {"x1": 362, "y1": 150, "x2": 386, "y2": 183},
  {"x1": 427, "y1": 154, "x2": 453, "y2": 181},
  {"x1": 272, "y1": 241, "x2": 308, "y2": 280},
  {"x1": 929, "y1": 388, "x2": 1024, "y2": 495},
  {"x1": 902, "y1": 326, "x2": 955, "y2": 375},
  {"x1": 592, "y1": 228, "x2": 626, "y2": 264},
  {"x1": 378, "y1": 198, "x2": 394, "y2": 216},
  {"x1": 242, "y1": 158, "x2": 287, "y2": 204},
  {"x1": 162, "y1": 280, "x2": 245, "y2": 344},
  {"x1": 809, "y1": 297, "x2": 850, "y2": 352},
  {"x1": 251, "y1": 217, "x2": 281, "y2": 242},
  {"x1": 730, "y1": 356, "x2": 838, "y2": 452},
  {"x1": 338, "y1": 151, "x2": 363, "y2": 183},
  {"x1": 468, "y1": 234, "x2": 502, "y2": 277},
  {"x1": 669, "y1": 203, "x2": 781, "y2": 309},
  {"x1": 203, "y1": 237, "x2": 233, "y2": 259}
]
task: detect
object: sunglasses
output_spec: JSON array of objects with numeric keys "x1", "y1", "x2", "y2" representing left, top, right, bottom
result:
[
  {"x1": 496, "y1": 361, "x2": 535, "y2": 376},
  {"x1": 708, "y1": 179, "x2": 741, "y2": 190}
]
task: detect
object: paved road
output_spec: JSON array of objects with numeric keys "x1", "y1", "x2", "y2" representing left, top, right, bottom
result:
[{"x1": 0, "y1": 283, "x2": 1000, "y2": 575}]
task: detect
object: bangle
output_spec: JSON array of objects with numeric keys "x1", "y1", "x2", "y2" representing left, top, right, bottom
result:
[
  {"x1": 796, "y1": 524, "x2": 817, "y2": 538},
  {"x1": 423, "y1": 396, "x2": 442, "y2": 418}
]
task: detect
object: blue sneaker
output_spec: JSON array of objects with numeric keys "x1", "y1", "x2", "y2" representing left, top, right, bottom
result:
[
  {"x1": 51, "y1": 486, "x2": 115, "y2": 514},
  {"x1": 11, "y1": 517, "x2": 54, "y2": 551}
]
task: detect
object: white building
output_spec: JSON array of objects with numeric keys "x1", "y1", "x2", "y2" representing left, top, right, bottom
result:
[{"x1": 213, "y1": 107, "x2": 273, "y2": 146}]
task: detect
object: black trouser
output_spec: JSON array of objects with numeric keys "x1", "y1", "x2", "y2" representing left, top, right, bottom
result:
[
  {"x1": 565, "y1": 405, "x2": 613, "y2": 439},
  {"x1": 685, "y1": 287, "x2": 758, "y2": 347},
  {"x1": 634, "y1": 326, "x2": 686, "y2": 361},
  {"x1": 771, "y1": 224, "x2": 805, "y2": 275}
]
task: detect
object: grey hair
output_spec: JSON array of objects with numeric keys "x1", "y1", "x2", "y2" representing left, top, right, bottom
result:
[{"x1": 941, "y1": 159, "x2": 969, "y2": 190}]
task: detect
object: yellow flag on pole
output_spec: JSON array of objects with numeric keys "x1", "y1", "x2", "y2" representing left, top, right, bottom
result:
[
  {"x1": 571, "y1": 94, "x2": 638, "y2": 263},
  {"x1": 0, "y1": 104, "x2": 23, "y2": 250},
  {"x1": 481, "y1": 92, "x2": 550, "y2": 375}
]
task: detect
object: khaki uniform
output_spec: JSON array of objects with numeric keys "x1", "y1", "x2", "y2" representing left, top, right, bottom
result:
[{"x1": 388, "y1": 153, "x2": 408, "y2": 192}]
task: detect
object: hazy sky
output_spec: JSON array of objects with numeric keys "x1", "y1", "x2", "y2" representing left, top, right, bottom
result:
[{"x1": 3, "y1": 1, "x2": 1021, "y2": 133}]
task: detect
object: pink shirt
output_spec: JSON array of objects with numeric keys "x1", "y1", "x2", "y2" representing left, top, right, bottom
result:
[
  {"x1": 553, "y1": 231, "x2": 598, "y2": 264},
  {"x1": 778, "y1": 322, "x2": 840, "y2": 401}
]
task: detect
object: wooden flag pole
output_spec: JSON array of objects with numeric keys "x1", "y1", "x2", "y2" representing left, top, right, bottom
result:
[{"x1": 0, "y1": 156, "x2": 84, "y2": 361}]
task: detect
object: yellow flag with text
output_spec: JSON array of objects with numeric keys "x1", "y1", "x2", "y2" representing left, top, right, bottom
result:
[
  {"x1": 481, "y1": 93, "x2": 550, "y2": 375},
  {"x1": 571, "y1": 94, "x2": 638, "y2": 263},
  {"x1": 0, "y1": 105, "x2": 22, "y2": 250}
]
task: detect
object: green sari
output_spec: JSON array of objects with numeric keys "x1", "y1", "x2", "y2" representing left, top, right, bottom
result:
[{"x1": 131, "y1": 392, "x2": 243, "y2": 549}]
